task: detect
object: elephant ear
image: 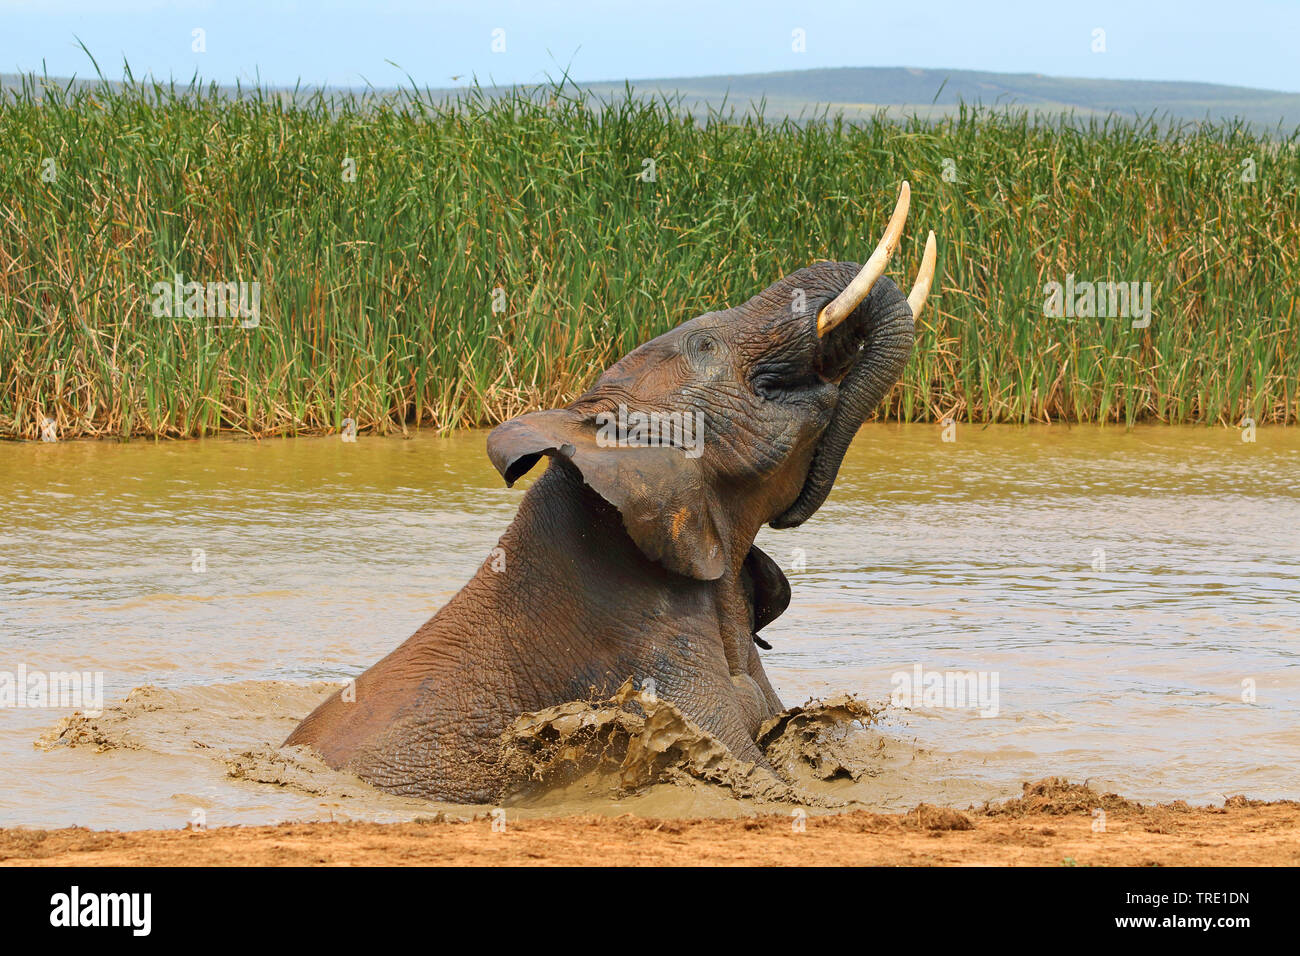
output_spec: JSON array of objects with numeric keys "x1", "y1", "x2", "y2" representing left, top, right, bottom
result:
[
  {"x1": 486, "y1": 409, "x2": 728, "y2": 580},
  {"x1": 741, "y1": 545, "x2": 790, "y2": 649}
]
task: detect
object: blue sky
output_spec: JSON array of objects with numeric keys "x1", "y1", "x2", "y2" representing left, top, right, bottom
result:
[{"x1": 2, "y1": 0, "x2": 1298, "y2": 93}]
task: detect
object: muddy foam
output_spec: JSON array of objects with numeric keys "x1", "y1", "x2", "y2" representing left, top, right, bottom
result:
[
  {"x1": 36, "y1": 678, "x2": 953, "y2": 820},
  {"x1": 497, "y1": 679, "x2": 882, "y2": 807}
]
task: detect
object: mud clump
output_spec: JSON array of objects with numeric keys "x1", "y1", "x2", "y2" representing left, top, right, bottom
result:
[
  {"x1": 0, "y1": 829, "x2": 52, "y2": 861},
  {"x1": 497, "y1": 678, "x2": 809, "y2": 804},
  {"x1": 37, "y1": 712, "x2": 140, "y2": 752},
  {"x1": 1223, "y1": 794, "x2": 1283, "y2": 809},
  {"x1": 35, "y1": 683, "x2": 174, "y2": 751},
  {"x1": 756, "y1": 695, "x2": 882, "y2": 783},
  {"x1": 35, "y1": 681, "x2": 340, "y2": 757},
  {"x1": 222, "y1": 746, "x2": 345, "y2": 796},
  {"x1": 908, "y1": 803, "x2": 975, "y2": 831},
  {"x1": 497, "y1": 679, "x2": 892, "y2": 807},
  {"x1": 980, "y1": 777, "x2": 1142, "y2": 817}
]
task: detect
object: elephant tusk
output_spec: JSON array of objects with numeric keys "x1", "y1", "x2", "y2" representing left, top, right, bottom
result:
[
  {"x1": 817, "y1": 180, "x2": 910, "y2": 338},
  {"x1": 906, "y1": 231, "x2": 938, "y2": 320}
]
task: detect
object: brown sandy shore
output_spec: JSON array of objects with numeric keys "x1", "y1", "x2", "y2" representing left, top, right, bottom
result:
[{"x1": 2, "y1": 783, "x2": 1297, "y2": 866}]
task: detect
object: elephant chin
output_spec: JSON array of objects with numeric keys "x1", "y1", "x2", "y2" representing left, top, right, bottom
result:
[{"x1": 769, "y1": 279, "x2": 915, "y2": 529}]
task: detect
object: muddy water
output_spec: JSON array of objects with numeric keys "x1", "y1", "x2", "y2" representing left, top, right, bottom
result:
[{"x1": 2, "y1": 425, "x2": 1297, "y2": 829}]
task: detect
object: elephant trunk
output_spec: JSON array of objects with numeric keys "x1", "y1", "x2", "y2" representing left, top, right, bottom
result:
[{"x1": 770, "y1": 279, "x2": 915, "y2": 528}]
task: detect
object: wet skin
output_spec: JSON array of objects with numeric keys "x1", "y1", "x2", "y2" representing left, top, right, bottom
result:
[{"x1": 285, "y1": 263, "x2": 915, "y2": 801}]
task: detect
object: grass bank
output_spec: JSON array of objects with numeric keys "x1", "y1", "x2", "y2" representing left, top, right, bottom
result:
[{"x1": 1, "y1": 76, "x2": 1297, "y2": 439}]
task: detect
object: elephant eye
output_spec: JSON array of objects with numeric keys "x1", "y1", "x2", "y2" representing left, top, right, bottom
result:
[{"x1": 684, "y1": 332, "x2": 724, "y2": 367}]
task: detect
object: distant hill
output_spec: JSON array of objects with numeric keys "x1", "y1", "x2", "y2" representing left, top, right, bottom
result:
[
  {"x1": 6, "y1": 65, "x2": 1299, "y2": 131},
  {"x1": 578, "y1": 66, "x2": 1300, "y2": 129}
]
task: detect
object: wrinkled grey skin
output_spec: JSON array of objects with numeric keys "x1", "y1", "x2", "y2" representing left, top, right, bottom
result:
[{"x1": 285, "y1": 264, "x2": 914, "y2": 801}]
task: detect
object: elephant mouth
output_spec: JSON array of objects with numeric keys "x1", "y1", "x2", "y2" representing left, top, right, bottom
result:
[{"x1": 770, "y1": 182, "x2": 937, "y2": 529}]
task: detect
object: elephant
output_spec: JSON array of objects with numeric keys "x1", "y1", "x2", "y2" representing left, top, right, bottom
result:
[{"x1": 284, "y1": 182, "x2": 938, "y2": 802}]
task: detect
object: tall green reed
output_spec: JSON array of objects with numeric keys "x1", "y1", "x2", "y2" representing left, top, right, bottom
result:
[{"x1": 1, "y1": 76, "x2": 1296, "y2": 439}]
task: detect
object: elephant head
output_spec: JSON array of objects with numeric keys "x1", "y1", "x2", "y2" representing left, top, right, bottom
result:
[
  {"x1": 284, "y1": 183, "x2": 938, "y2": 801},
  {"x1": 487, "y1": 181, "x2": 937, "y2": 580}
]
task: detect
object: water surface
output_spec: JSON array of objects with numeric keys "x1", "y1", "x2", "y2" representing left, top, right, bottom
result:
[{"x1": 1, "y1": 424, "x2": 1296, "y2": 828}]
